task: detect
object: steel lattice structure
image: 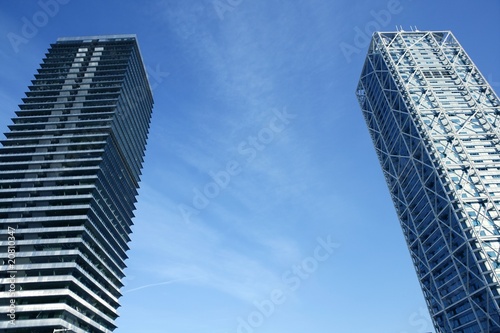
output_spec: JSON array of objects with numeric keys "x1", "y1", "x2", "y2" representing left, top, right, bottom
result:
[{"x1": 356, "y1": 31, "x2": 500, "y2": 332}]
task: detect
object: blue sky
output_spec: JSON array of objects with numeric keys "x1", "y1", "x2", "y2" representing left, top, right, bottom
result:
[{"x1": 1, "y1": 1, "x2": 499, "y2": 332}]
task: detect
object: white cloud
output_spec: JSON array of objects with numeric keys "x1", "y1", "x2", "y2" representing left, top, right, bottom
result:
[
  {"x1": 125, "y1": 0, "x2": 345, "y2": 306},
  {"x1": 126, "y1": 191, "x2": 294, "y2": 302}
]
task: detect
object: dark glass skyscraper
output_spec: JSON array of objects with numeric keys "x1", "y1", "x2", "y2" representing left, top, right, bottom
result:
[
  {"x1": 0, "y1": 35, "x2": 153, "y2": 333},
  {"x1": 356, "y1": 31, "x2": 500, "y2": 332}
]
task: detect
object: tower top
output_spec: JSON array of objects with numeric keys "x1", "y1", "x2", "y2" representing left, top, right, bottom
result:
[{"x1": 57, "y1": 34, "x2": 138, "y2": 42}]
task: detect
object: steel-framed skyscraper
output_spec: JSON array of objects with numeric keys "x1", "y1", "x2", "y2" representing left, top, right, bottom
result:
[
  {"x1": 0, "y1": 35, "x2": 153, "y2": 333},
  {"x1": 356, "y1": 31, "x2": 500, "y2": 332}
]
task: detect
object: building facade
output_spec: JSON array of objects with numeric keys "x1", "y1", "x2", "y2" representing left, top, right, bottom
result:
[
  {"x1": 0, "y1": 35, "x2": 153, "y2": 332},
  {"x1": 356, "y1": 31, "x2": 500, "y2": 332}
]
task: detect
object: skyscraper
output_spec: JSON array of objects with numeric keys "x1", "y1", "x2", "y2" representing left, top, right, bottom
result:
[
  {"x1": 0, "y1": 35, "x2": 153, "y2": 333},
  {"x1": 356, "y1": 31, "x2": 500, "y2": 332}
]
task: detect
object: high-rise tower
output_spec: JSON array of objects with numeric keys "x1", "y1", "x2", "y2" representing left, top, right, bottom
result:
[
  {"x1": 356, "y1": 31, "x2": 500, "y2": 332},
  {"x1": 0, "y1": 35, "x2": 153, "y2": 333}
]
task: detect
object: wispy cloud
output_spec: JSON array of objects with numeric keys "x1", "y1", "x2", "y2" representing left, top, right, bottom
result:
[
  {"x1": 125, "y1": 1, "x2": 344, "y2": 305},
  {"x1": 126, "y1": 184, "x2": 303, "y2": 302}
]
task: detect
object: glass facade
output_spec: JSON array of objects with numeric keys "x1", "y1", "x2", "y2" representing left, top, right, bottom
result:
[
  {"x1": 356, "y1": 31, "x2": 500, "y2": 332},
  {"x1": 0, "y1": 35, "x2": 153, "y2": 333}
]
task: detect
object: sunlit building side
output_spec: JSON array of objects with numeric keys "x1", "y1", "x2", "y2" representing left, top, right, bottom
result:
[{"x1": 356, "y1": 30, "x2": 500, "y2": 333}]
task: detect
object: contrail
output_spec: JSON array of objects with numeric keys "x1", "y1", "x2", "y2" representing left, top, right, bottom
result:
[{"x1": 123, "y1": 276, "x2": 202, "y2": 293}]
